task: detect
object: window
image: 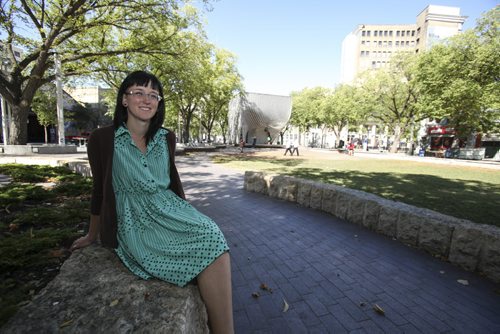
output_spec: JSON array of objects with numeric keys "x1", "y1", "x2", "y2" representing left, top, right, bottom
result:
[
  {"x1": 395, "y1": 41, "x2": 400, "y2": 47},
  {"x1": 361, "y1": 40, "x2": 366, "y2": 45},
  {"x1": 361, "y1": 51, "x2": 365, "y2": 56},
  {"x1": 384, "y1": 31, "x2": 388, "y2": 37},
  {"x1": 389, "y1": 31, "x2": 393, "y2": 37},
  {"x1": 383, "y1": 41, "x2": 387, "y2": 47},
  {"x1": 411, "y1": 30, "x2": 415, "y2": 37},
  {"x1": 374, "y1": 31, "x2": 378, "y2": 36},
  {"x1": 14, "y1": 51, "x2": 20, "y2": 58},
  {"x1": 406, "y1": 41, "x2": 410, "y2": 46},
  {"x1": 396, "y1": 31, "x2": 400, "y2": 37},
  {"x1": 366, "y1": 51, "x2": 370, "y2": 56},
  {"x1": 366, "y1": 41, "x2": 371, "y2": 46},
  {"x1": 367, "y1": 31, "x2": 371, "y2": 37},
  {"x1": 372, "y1": 61, "x2": 377, "y2": 69},
  {"x1": 388, "y1": 41, "x2": 392, "y2": 47},
  {"x1": 401, "y1": 31, "x2": 405, "y2": 37},
  {"x1": 407, "y1": 30, "x2": 411, "y2": 36},
  {"x1": 362, "y1": 31, "x2": 366, "y2": 37},
  {"x1": 378, "y1": 41, "x2": 382, "y2": 46}
]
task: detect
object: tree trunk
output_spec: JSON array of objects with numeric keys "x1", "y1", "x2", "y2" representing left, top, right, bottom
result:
[
  {"x1": 9, "y1": 104, "x2": 29, "y2": 145},
  {"x1": 182, "y1": 117, "x2": 191, "y2": 144},
  {"x1": 390, "y1": 125, "x2": 402, "y2": 153},
  {"x1": 44, "y1": 126, "x2": 48, "y2": 144}
]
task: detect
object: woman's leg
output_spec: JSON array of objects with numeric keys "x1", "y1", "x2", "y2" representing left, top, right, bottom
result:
[{"x1": 197, "y1": 252, "x2": 234, "y2": 334}]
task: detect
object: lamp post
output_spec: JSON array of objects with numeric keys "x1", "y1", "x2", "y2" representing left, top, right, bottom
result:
[
  {"x1": 54, "y1": 51, "x2": 65, "y2": 145},
  {"x1": 1, "y1": 57, "x2": 12, "y2": 145}
]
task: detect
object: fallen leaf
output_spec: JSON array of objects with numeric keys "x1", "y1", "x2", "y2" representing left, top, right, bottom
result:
[
  {"x1": 373, "y1": 304, "x2": 385, "y2": 316},
  {"x1": 8, "y1": 223, "x2": 18, "y2": 232},
  {"x1": 251, "y1": 292, "x2": 260, "y2": 298},
  {"x1": 439, "y1": 271, "x2": 445, "y2": 274},
  {"x1": 457, "y1": 279, "x2": 469, "y2": 286},
  {"x1": 60, "y1": 319, "x2": 73, "y2": 328},
  {"x1": 282, "y1": 299, "x2": 289, "y2": 313},
  {"x1": 359, "y1": 302, "x2": 366, "y2": 307},
  {"x1": 144, "y1": 292, "x2": 151, "y2": 300},
  {"x1": 49, "y1": 249, "x2": 65, "y2": 258},
  {"x1": 109, "y1": 299, "x2": 119, "y2": 306},
  {"x1": 260, "y1": 283, "x2": 273, "y2": 293}
]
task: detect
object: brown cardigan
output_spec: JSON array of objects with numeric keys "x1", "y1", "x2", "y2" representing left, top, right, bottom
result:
[{"x1": 87, "y1": 125, "x2": 185, "y2": 248}]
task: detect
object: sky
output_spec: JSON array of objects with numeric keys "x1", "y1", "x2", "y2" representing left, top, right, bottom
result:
[{"x1": 197, "y1": 0, "x2": 497, "y2": 96}]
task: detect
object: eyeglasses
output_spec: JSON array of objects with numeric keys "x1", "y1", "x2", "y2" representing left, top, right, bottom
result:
[{"x1": 125, "y1": 90, "x2": 162, "y2": 102}]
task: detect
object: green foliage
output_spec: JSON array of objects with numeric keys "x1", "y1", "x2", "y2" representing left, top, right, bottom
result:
[
  {"x1": 0, "y1": 0, "x2": 211, "y2": 144},
  {"x1": 0, "y1": 184, "x2": 54, "y2": 208},
  {"x1": 357, "y1": 53, "x2": 422, "y2": 152},
  {"x1": 0, "y1": 164, "x2": 72, "y2": 183},
  {"x1": 290, "y1": 87, "x2": 330, "y2": 131},
  {"x1": 321, "y1": 84, "x2": 366, "y2": 141},
  {"x1": 0, "y1": 163, "x2": 91, "y2": 326},
  {"x1": 31, "y1": 85, "x2": 58, "y2": 129},
  {"x1": 415, "y1": 7, "x2": 500, "y2": 136}
]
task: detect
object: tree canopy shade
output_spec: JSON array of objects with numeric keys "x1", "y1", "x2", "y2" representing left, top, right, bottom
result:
[
  {"x1": 415, "y1": 7, "x2": 500, "y2": 137},
  {"x1": 0, "y1": 0, "x2": 207, "y2": 144}
]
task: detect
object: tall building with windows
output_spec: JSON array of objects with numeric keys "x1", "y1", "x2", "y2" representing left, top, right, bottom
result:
[{"x1": 340, "y1": 5, "x2": 466, "y2": 83}]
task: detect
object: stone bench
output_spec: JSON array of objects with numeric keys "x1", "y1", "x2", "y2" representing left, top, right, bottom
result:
[
  {"x1": 2, "y1": 245, "x2": 209, "y2": 333},
  {"x1": 244, "y1": 171, "x2": 500, "y2": 283}
]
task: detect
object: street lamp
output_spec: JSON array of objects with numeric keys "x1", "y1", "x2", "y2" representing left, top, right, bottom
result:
[
  {"x1": 1, "y1": 57, "x2": 12, "y2": 145},
  {"x1": 49, "y1": 50, "x2": 65, "y2": 146}
]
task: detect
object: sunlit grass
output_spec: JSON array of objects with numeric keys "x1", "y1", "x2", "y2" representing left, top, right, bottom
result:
[{"x1": 212, "y1": 153, "x2": 500, "y2": 227}]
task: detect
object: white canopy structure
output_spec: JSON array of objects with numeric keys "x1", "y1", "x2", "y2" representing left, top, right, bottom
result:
[{"x1": 228, "y1": 92, "x2": 292, "y2": 145}]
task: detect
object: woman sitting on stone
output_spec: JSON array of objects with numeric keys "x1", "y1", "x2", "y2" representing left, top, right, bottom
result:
[{"x1": 70, "y1": 70, "x2": 233, "y2": 334}]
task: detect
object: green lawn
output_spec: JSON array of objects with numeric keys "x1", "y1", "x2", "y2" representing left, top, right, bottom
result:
[
  {"x1": 0, "y1": 164, "x2": 91, "y2": 326},
  {"x1": 212, "y1": 153, "x2": 500, "y2": 227}
]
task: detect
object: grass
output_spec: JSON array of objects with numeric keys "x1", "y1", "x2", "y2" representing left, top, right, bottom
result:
[
  {"x1": 212, "y1": 152, "x2": 500, "y2": 227},
  {"x1": 0, "y1": 164, "x2": 91, "y2": 326}
]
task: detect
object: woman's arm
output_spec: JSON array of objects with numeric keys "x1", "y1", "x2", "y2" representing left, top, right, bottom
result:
[{"x1": 70, "y1": 214, "x2": 100, "y2": 251}]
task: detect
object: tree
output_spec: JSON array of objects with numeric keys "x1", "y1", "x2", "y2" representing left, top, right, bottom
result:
[
  {"x1": 290, "y1": 87, "x2": 329, "y2": 131},
  {"x1": 321, "y1": 84, "x2": 365, "y2": 148},
  {"x1": 358, "y1": 54, "x2": 423, "y2": 153},
  {"x1": 415, "y1": 8, "x2": 500, "y2": 138},
  {"x1": 31, "y1": 85, "x2": 57, "y2": 143},
  {"x1": 200, "y1": 49, "x2": 242, "y2": 143},
  {"x1": 0, "y1": 0, "x2": 205, "y2": 144}
]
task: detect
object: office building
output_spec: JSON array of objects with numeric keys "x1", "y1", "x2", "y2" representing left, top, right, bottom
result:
[{"x1": 340, "y1": 5, "x2": 467, "y2": 83}]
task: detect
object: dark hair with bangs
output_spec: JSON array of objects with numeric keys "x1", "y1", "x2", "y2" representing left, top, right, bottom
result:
[{"x1": 113, "y1": 70, "x2": 165, "y2": 145}]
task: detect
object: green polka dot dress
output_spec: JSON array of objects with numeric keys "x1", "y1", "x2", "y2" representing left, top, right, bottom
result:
[{"x1": 112, "y1": 126, "x2": 229, "y2": 287}]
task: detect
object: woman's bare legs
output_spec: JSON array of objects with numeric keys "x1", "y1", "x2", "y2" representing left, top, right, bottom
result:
[{"x1": 197, "y1": 252, "x2": 234, "y2": 334}]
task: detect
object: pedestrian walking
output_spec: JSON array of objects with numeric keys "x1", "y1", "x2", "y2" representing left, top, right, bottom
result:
[
  {"x1": 292, "y1": 141, "x2": 299, "y2": 156},
  {"x1": 284, "y1": 141, "x2": 293, "y2": 156}
]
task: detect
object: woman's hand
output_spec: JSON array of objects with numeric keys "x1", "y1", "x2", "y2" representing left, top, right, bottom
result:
[{"x1": 70, "y1": 234, "x2": 96, "y2": 252}]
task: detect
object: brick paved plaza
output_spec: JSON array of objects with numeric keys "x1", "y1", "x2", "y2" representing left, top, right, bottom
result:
[{"x1": 179, "y1": 152, "x2": 500, "y2": 333}]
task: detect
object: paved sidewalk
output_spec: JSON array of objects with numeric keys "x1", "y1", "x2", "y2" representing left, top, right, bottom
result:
[{"x1": 177, "y1": 153, "x2": 500, "y2": 334}]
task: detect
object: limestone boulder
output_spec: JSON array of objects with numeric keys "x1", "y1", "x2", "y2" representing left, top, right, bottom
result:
[{"x1": 2, "y1": 245, "x2": 209, "y2": 334}]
